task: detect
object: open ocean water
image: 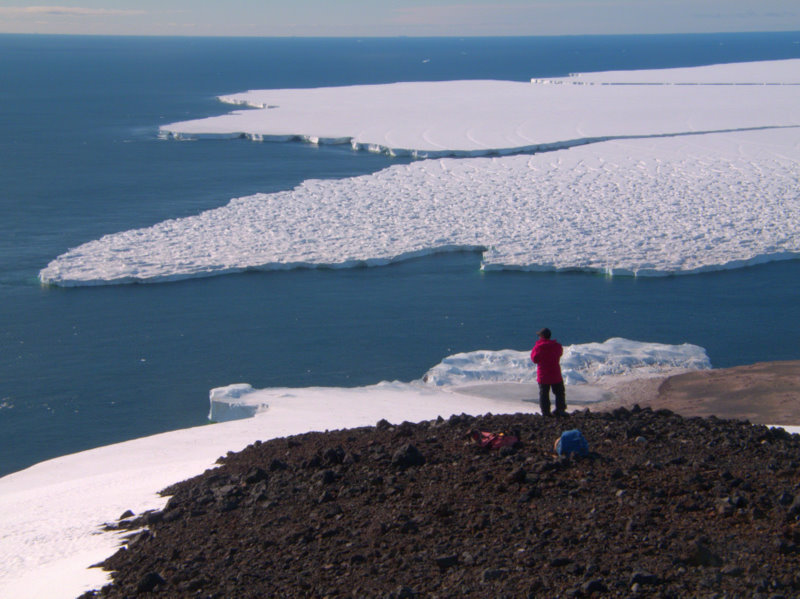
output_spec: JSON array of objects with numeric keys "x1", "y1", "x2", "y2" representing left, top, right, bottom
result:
[{"x1": 2, "y1": 33, "x2": 800, "y2": 476}]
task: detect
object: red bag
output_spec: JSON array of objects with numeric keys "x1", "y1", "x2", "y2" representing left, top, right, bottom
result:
[{"x1": 470, "y1": 430, "x2": 519, "y2": 450}]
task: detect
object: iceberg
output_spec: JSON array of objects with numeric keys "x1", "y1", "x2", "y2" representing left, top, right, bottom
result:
[
  {"x1": 208, "y1": 384, "x2": 267, "y2": 421},
  {"x1": 421, "y1": 337, "x2": 710, "y2": 387}
]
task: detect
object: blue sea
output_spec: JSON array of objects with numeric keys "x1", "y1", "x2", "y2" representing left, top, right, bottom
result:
[{"x1": 2, "y1": 33, "x2": 800, "y2": 477}]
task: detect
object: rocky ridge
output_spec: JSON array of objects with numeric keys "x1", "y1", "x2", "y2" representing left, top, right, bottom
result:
[{"x1": 82, "y1": 407, "x2": 800, "y2": 598}]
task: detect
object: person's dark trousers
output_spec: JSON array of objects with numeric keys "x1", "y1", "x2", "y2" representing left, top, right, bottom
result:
[{"x1": 539, "y1": 382, "x2": 566, "y2": 416}]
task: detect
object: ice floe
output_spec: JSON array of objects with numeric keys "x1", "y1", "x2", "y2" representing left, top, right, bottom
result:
[{"x1": 40, "y1": 126, "x2": 800, "y2": 284}]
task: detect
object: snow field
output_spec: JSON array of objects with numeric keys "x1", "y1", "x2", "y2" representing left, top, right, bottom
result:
[{"x1": 1, "y1": 339, "x2": 709, "y2": 598}]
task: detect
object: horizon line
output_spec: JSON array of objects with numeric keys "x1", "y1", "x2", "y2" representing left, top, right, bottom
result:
[{"x1": 1, "y1": 29, "x2": 800, "y2": 40}]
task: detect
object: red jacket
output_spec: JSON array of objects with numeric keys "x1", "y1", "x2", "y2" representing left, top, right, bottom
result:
[{"x1": 531, "y1": 338, "x2": 563, "y2": 384}]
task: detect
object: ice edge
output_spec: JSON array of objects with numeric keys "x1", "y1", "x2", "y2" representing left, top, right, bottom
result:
[{"x1": 39, "y1": 248, "x2": 800, "y2": 288}]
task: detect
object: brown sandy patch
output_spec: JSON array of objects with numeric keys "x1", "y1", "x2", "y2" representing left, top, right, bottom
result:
[{"x1": 601, "y1": 361, "x2": 800, "y2": 425}]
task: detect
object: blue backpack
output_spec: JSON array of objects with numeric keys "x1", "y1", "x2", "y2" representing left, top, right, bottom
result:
[{"x1": 555, "y1": 429, "x2": 589, "y2": 456}]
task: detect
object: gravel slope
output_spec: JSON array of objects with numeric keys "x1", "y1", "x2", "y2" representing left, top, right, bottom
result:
[{"x1": 82, "y1": 405, "x2": 800, "y2": 598}]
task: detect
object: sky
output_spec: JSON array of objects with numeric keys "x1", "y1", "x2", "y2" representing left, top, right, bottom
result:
[{"x1": 0, "y1": 0, "x2": 799, "y2": 37}]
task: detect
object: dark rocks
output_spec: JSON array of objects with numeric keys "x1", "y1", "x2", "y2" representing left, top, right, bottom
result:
[
  {"x1": 136, "y1": 572, "x2": 165, "y2": 593},
  {"x1": 268, "y1": 458, "x2": 288, "y2": 471},
  {"x1": 323, "y1": 446, "x2": 346, "y2": 465},
  {"x1": 242, "y1": 466, "x2": 268, "y2": 484},
  {"x1": 681, "y1": 540, "x2": 724, "y2": 567},
  {"x1": 482, "y1": 568, "x2": 507, "y2": 582},
  {"x1": 787, "y1": 496, "x2": 800, "y2": 520},
  {"x1": 399, "y1": 518, "x2": 419, "y2": 534},
  {"x1": 508, "y1": 467, "x2": 527, "y2": 484},
  {"x1": 518, "y1": 485, "x2": 541, "y2": 503},
  {"x1": 390, "y1": 443, "x2": 425, "y2": 469},
  {"x1": 630, "y1": 570, "x2": 662, "y2": 586},
  {"x1": 83, "y1": 410, "x2": 800, "y2": 598},
  {"x1": 581, "y1": 578, "x2": 607, "y2": 594},
  {"x1": 549, "y1": 556, "x2": 573, "y2": 567},
  {"x1": 144, "y1": 510, "x2": 164, "y2": 525},
  {"x1": 314, "y1": 469, "x2": 338, "y2": 485},
  {"x1": 434, "y1": 554, "x2": 459, "y2": 570},
  {"x1": 721, "y1": 565, "x2": 745, "y2": 577}
]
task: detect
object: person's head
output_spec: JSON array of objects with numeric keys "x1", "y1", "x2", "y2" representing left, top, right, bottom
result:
[{"x1": 537, "y1": 328, "x2": 552, "y2": 339}]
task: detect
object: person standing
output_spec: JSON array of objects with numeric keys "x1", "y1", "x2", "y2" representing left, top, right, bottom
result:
[{"x1": 531, "y1": 328, "x2": 566, "y2": 417}]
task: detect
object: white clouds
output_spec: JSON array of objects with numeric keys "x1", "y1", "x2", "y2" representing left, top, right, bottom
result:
[
  {"x1": 385, "y1": 0, "x2": 800, "y2": 36},
  {"x1": 692, "y1": 9, "x2": 799, "y2": 21},
  {"x1": 0, "y1": 5, "x2": 146, "y2": 17},
  {"x1": 0, "y1": 2, "x2": 798, "y2": 47}
]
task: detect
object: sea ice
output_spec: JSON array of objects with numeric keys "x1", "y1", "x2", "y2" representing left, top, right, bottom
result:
[
  {"x1": 536, "y1": 59, "x2": 800, "y2": 85},
  {"x1": 40, "y1": 60, "x2": 800, "y2": 286},
  {"x1": 40, "y1": 126, "x2": 800, "y2": 285},
  {"x1": 160, "y1": 59, "x2": 800, "y2": 157}
]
